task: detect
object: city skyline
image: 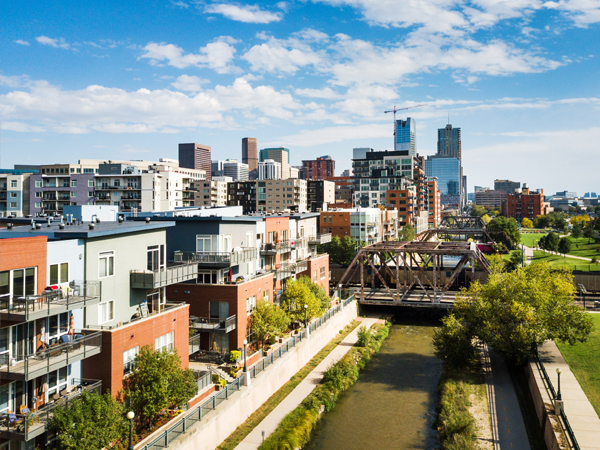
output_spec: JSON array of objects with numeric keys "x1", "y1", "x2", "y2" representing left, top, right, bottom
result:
[{"x1": 1, "y1": 1, "x2": 600, "y2": 194}]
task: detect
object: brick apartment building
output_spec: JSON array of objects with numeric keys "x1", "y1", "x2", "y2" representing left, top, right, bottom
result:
[
  {"x1": 301, "y1": 156, "x2": 335, "y2": 180},
  {"x1": 502, "y1": 185, "x2": 552, "y2": 220}
]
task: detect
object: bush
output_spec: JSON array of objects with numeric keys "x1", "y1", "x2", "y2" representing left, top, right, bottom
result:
[
  {"x1": 212, "y1": 374, "x2": 219, "y2": 384},
  {"x1": 433, "y1": 315, "x2": 478, "y2": 369},
  {"x1": 229, "y1": 350, "x2": 241, "y2": 363},
  {"x1": 356, "y1": 325, "x2": 371, "y2": 347}
]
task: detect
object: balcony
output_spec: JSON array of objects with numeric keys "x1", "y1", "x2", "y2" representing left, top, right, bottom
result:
[
  {"x1": 88, "y1": 302, "x2": 187, "y2": 330},
  {"x1": 0, "y1": 281, "x2": 101, "y2": 322},
  {"x1": 173, "y1": 248, "x2": 257, "y2": 268},
  {"x1": 0, "y1": 331, "x2": 102, "y2": 381},
  {"x1": 130, "y1": 261, "x2": 198, "y2": 289},
  {"x1": 190, "y1": 315, "x2": 236, "y2": 334},
  {"x1": 308, "y1": 233, "x2": 332, "y2": 245},
  {"x1": 0, "y1": 378, "x2": 101, "y2": 442},
  {"x1": 260, "y1": 241, "x2": 292, "y2": 256},
  {"x1": 274, "y1": 260, "x2": 308, "y2": 281}
]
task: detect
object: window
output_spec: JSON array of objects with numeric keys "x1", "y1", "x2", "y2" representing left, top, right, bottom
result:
[
  {"x1": 155, "y1": 332, "x2": 174, "y2": 352},
  {"x1": 320, "y1": 267, "x2": 325, "y2": 279},
  {"x1": 123, "y1": 346, "x2": 139, "y2": 375},
  {"x1": 35, "y1": 180, "x2": 42, "y2": 188},
  {"x1": 47, "y1": 367, "x2": 68, "y2": 400},
  {"x1": 35, "y1": 202, "x2": 41, "y2": 208},
  {"x1": 70, "y1": 192, "x2": 77, "y2": 198},
  {"x1": 88, "y1": 192, "x2": 93, "y2": 197},
  {"x1": 10, "y1": 192, "x2": 17, "y2": 198},
  {"x1": 9, "y1": 202, "x2": 16, "y2": 208},
  {"x1": 10, "y1": 180, "x2": 17, "y2": 188},
  {"x1": 98, "y1": 300, "x2": 114, "y2": 323},
  {"x1": 71, "y1": 180, "x2": 77, "y2": 187},
  {"x1": 88, "y1": 180, "x2": 94, "y2": 187},
  {"x1": 49, "y1": 262, "x2": 69, "y2": 285},
  {"x1": 196, "y1": 235, "x2": 217, "y2": 253},
  {"x1": 99, "y1": 251, "x2": 114, "y2": 277},
  {"x1": 313, "y1": 270, "x2": 317, "y2": 281},
  {"x1": 246, "y1": 295, "x2": 257, "y2": 313}
]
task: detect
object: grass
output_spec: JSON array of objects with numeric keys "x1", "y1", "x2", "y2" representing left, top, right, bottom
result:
[
  {"x1": 563, "y1": 236, "x2": 600, "y2": 259},
  {"x1": 556, "y1": 314, "x2": 600, "y2": 417},
  {"x1": 216, "y1": 319, "x2": 361, "y2": 450},
  {"x1": 520, "y1": 233, "x2": 548, "y2": 248},
  {"x1": 532, "y1": 251, "x2": 600, "y2": 272}
]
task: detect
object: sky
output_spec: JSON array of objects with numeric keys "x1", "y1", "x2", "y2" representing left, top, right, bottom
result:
[{"x1": 1, "y1": 0, "x2": 600, "y2": 195}]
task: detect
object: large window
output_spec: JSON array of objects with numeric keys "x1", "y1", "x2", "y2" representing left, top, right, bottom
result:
[
  {"x1": 99, "y1": 251, "x2": 114, "y2": 278},
  {"x1": 155, "y1": 332, "x2": 174, "y2": 353},
  {"x1": 47, "y1": 367, "x2": 68, "y2": 400},
  {"x1": 246, "y1": 295, "x2": 256, "y2": 313},
  {"x1": 98, "y1": 300, "x2": 114, "y2": 323},
  {"x1": 123, "y1": 346, "x2": 139, "y2": 376},
  {"x1": 196, "y1": 235, "x2": 218, "y2": 253},
  {"x1": 49, "y1": 263, "x2": 69, "y2": 285},
  {"x1": 147, "y1": 245, "x2": 165, "y2": 271}
]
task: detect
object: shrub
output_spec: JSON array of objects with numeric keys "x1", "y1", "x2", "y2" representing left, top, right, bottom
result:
[
  {"x1": 356, "y1": 325, "x2": 371, "y2": 347},
  {"x1": 229, "y1": 350, "x2": 241, "y2": 363},
  {"x1": 212, "y1": 374, "x2": 219, "y2": 384}
]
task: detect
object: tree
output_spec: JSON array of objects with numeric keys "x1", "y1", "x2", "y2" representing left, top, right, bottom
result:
[
  {"x1": 470, "y1": 205, "x2": 487, "y2": 217},
  {"x1": 533, "y1": 214, "x2": 550, "y2": 229},
  {"x1": 50, "y1": 390, "x2": 126, "y2": 450},
  {"x1": 398, "y1": 224, "x2": 415, "y2": 241},
  {"x1": 558, "y1": 237, "x2": 572, "y2": 257},
  {"x1": 121, "y1": 347, "x2": 197, "y2": 427},
  {"x1": 505, "y1": 250, "x2": 524, "y2": 271},
  {"x1": 319, "y1": 236, "x2": 363, "y2": 265},
  {"x1": 481, "y1": 214, "x2": 491, "y2": 225},
  {"x1": 249, "y1": 300, "x2": 291, "y2": 347},
  {"x1": 572, "y1": 223, "x2": 583, "y2": 239},
  {"x1": 487, "y1": 216, "x2": 520, "y2": 249},
  {"x1": 521, "y1": 217, "x2": 533, "y2": 228},
  {"x1": 433, "y1": 263, "x2": 593, "y2": 365},
  {"x1": 541, "y1": 232, "x2": 559, "y2": 252},
  {"x1": 584, "y1": 225, "x2": 596, "y2": 243},
  {"x1": 298, "y1": 276, "x2": 331, "y2": 311},
  {"x1": 280, "y1": 278, "x2": 323, "y2": 323},
  {"x1": 432, "y1": 314, "x2": 479, "y2": 368}
]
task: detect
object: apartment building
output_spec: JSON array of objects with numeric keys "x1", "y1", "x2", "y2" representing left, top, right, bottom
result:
[
  {"x1": 257, "y1": 179, "x2": 308, "y2": 213},
  {"x1": 307, "y1": 180, "x2": 335, "y2": 211},
  {"x1": 258, "y1": 160, "x2": 282, "y2": 181},
  {"x1": 427, "y1": 179, "x2": 441, "y2": 228},
  {"x1": 192, "y1": 180, "x2": 228, "y2": 207},
  {"x1": 0, "y1": 172, "x2": 33, "y2": 218},
  {"x1": 28, "y1": 173, "x2": 96, "y2": 217},
  {"x1": 300, "y1": 156, "x2": 335, "y2": 180},
  {"x1": 502, "y1": 184, "x2": 552, "y2": 221},
  {"x1": 475, "y1": 190, "x2": 507, "y2": 208},
  {"x1": 325, "y1": 176, "x2": 354, "y2": 206},
  {"x1": 319, "y1": 208, "x2": 396, "y2": 245},
  {"x1": 227, "y1": 181, "x2": 257, "y2": 214}
]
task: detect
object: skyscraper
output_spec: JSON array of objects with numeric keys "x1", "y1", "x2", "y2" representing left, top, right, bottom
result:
[
  {"x1": 179, "y1": 143, "x2": 211, "y2": 180},
  {"x1": 395, "y1": 118, "x2": 416, "y2": 155},
  {"x1": 437, "y1": 124, "x2": 461, "y2": 161},
  {"x1": 242, "y1": 138, "x2": 258, "y2": 178},
  {"x1": 425, "y1": 155, "x2": 462, "y2": 208},
  {"x1": 259, "y1": 147, "x2": 290, "y2": 179}
]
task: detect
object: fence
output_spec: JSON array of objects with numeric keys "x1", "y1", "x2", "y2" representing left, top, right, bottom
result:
[
  {"x1": 139, "y1": 294, "x2": 356, "y2": 450},
  {"x1": 534, "y1": 349, "x2": 580, "y2": 450}
]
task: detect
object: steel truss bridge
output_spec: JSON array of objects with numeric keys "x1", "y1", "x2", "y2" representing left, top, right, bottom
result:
[
  {"x1": 416, "y1": 216, "x2": 494, "y2": 243},
  {"x1": 338, "y1": 240, "x2": 492, "y2": 306}
]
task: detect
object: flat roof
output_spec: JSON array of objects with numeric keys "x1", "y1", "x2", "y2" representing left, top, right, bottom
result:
[{"x1": 0, "y1": 220, "x2": 174, "y2": 240}]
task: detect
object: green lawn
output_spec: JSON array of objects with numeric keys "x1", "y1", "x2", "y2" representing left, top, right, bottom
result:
[
  {"x1": 556, "y1": 314, "x2": 600, "y2": 417},
  {"x1": 520, "y1": 233, "x2": 548, "y2": 248},
  {"x1": 563, "y1": 236, "x2": 600, "y2": 259},
  {"x1": 531, "y1": 251, "x2": 600, "y2": 272}
]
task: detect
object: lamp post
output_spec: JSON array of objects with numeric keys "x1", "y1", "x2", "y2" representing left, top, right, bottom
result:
[
  {"x1": 304, "y1": 304, "x2": 308, "y2": 329},
  {"x1": 126, "y1": 411, "x2": 135, "y2": 450},
  {"x1": 243, "y1": 339, "x2": 248, "y2": 372},
  {"x1": 556, "y1": 368, "x2": 562, "y2": 401}
]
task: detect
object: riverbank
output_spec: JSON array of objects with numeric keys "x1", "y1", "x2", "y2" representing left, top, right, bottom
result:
[{"x1": 259, "y1": 321, "x2": 391, "y2": 450}]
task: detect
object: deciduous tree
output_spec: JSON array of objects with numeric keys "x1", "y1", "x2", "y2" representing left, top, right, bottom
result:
[
  {"x1": 250, "y1": 300, "x2": 291, "y2": 347},
  {"x1": 521, "y1": 217, "x2": 533, "y2": 228},
  {"x1": 398, "y1": 224, "x2": 415, "y2": 241},
  {"x1": 558, "y1": 237, "x2": 572, "y2": 257},
  {"x1": 487, "y1": 216, "x2": 520, "y2": 249},
  {"x1": 280, "y1": 278, "x2": 323, "y2": 323}
]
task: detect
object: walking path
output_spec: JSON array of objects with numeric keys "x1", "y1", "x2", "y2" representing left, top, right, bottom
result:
[
  {"x1": 234, "y1": 315, "x2": 381, "y2": 450},
  {"x1": 536, "y1": 340, "x2": 600, "y2": 450},
  {"x1": 482, "y1": 345, "x2": 531, "y2": 450}
]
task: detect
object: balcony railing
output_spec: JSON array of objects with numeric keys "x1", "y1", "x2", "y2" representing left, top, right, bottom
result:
[
  {"x1": 174, "y1": 248, "x2": 258, "y2": 267},
  {"x1": 0, "y1": 331, "x2": 102, "y2": 381},
  {"x1": 130, "y1": 261, "x2": 198, "y2": 289},
  {"x1": 0, "y1": 378, "x2": 102, "y2": 442},
  {"x1": 0, "y1": 280, "x2": 101, "y2": 322},
  {"x1": 190, "y1": 315, "x2": 236, "y2": 334},
  {"x1": 308, "y1": 233, "x2": 332, "y2": 245},
  {"x1": 88, "y1": 302, "x2": 187, "y2": 331},
  {"x1": 260, "y1": 241, "x2": 292, "y2": 255},
  {"x1": 274, "y1": 260, "x2": 309, "y2": 281}
]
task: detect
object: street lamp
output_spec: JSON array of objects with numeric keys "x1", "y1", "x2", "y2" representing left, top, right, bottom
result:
[
  {"x1": 126, "y1": 411, "x2": 135, "y2": 450},
  {"x1": 243, "y1": 339, "x2": 248, "y2": 372},
  {"x1": 556, "y1": 368, "x2": 562, "y2": 401},
  {"x1": 304, "y1": 304, "x2": 308, "y2": 329}
]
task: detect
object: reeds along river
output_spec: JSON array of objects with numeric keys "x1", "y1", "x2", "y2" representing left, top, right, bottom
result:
[{"x1": 304, "y1": 318, "x2": 442, "y2": 450}]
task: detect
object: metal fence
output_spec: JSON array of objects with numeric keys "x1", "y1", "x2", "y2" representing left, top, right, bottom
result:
[
  {"x1": 534, "y1": 349, "x2": 580, "y2": 450},
  {"x1": 139, "y1": 294, "x2": 356, "y2": 450}
]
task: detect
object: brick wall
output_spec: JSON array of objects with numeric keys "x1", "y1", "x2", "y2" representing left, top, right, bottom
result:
[
  {"x1": 299, "y1": 253, "x2": 330, "y2": 291},
  {"x1": 81, "y1": 304, "x2": 190, "y2": 396},
  {"x1": 0, "y1": 236, "x2": 47, "y2": 294}
]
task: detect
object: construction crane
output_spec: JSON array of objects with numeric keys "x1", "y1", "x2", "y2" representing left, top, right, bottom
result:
[{"x1": 384, "y1": 104, "x2": 426, "y2": 124}]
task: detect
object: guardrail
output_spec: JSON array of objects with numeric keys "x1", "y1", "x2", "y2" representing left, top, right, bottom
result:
[
  {"x1": 191, "y1": 315, "x2": 236, "y2": 333},
  {"x1": 139, "y1": 295, "x2": 356, "y2": 450},
  {"x1": 88, "y1": 302, "x2": 187, "y2": 331},
  {"x1": 534, "y1": 348, "x2": 580, "y2": 450},
  {"x1": 174, "y1": 248, "x2": 257, "y2": 266}
]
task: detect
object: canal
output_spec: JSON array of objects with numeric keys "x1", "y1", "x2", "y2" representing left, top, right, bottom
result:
[{"x1": 304, "y1": 317, "x2": 443, "y2": 450}]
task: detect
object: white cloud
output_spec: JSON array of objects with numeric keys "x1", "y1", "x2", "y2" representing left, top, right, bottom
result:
[
  {"x1": 140, "y1": 39, "x2": 238, "y2": 73},
  {"x1": 267, "y1": 123, "x2": 391, "y2": 147},
  {"x1": 204, "y1": 3, "x2": 283, "y2": 23},
  {"x1": 294, "y1": 87, "x2": 342, "y2": 99},
  {"x1": 243, "y1": 39, "x2": 323, "y2": 74},
  {"x1": 35, "y1": 36, "x2": 71, "y2": 49},
  {"x1": 171, "y1": 75, "x2": 210, "y2": 92},
  {"x1": 14, "y1": 40, "x2": 30, "y2": 46},
  {"x1": 544, "y1": 0, "x2": 600, "y2": 26}
]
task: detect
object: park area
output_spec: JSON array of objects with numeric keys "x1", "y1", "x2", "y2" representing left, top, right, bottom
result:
[
  {"x1": 557, "y1": 314, "x2": 600, "y2": 417},
  {"x1": 531, "y1": 251, "x2": 600, "y2": 271}
]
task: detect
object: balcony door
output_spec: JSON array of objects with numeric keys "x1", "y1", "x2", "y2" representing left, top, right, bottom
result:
[
  {"x1": 209, "y1": 301, "x2": 229, "y2": 320},
  {"x1": 147, "y1": 289, "x2": 165, "y2": 313},
  {"x1": 147, "y1": 245, "x2": 165, "y2": 272}
]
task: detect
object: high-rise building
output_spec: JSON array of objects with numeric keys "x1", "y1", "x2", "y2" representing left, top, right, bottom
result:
[
  {"x1": 395, "y1": 118, "x2": 416, "y2": 156},
  {"x1": 260, "y1": 147, "x2": 290, "y2": 179},
  {"x1": 258, "y1": 159, "x2": 282, "y2": 180},
  {"x1": 425, "y1": 155, "x2": 462, "y2": 208},
  {"x1": 242, "y1": 138, "x2": 258, "y2": 178},
  {"x1": 179, "y1": 143, "x2": 212, "y2": 180},
  {"x1": 437, "y1": 124, "x2": 461, "y2": 161},
  {"x1": 494, "y1": 179, "x2": 520, "y2": 193},
  {"x1": 301, "y1": 156, "x2": 335, "y2": 180},
  {"x1": 213, "y1": 159, "x2": 248, "y2": 181}
]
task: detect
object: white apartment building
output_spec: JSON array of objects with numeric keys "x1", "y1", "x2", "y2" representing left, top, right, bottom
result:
[{"x1": 258, "y1": 159, "x2": 282, "y2": 180}]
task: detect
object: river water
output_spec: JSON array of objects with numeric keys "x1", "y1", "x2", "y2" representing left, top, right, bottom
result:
[{"x1": 304, "y1": 319, "x2": 442, "y2": 450}]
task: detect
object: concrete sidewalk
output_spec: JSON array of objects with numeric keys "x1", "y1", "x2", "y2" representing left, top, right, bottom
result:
[
  {"x1": 234, "y1": 316, "x2": 381, "y2": 450},
  {"x1": 537, "y1": 341, "x2": 600, "y2": 450}
]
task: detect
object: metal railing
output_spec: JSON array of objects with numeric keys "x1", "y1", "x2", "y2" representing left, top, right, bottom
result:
[
  {"x1": 308, "y1": 233, "x2": 332, "y2": 245},
  {"x1": 191, "y1": 315, "x2": 236, "y2": 333},
  {"x1": 130, "y1": 261, "x2": 198, "y2": 289},
  {"x1": 189, "y1": 334, "x2": 201, "y2": 355},
  {"x1": 260, "y1": 241, "x2": 292, "y2": 254},
  {"x1": 138, "y1": 295, "x2": 356, "y2": 450},
  {"x1": 0, "y1": 281, "x2": 101, "y2": 321},
  {"x1": 534, "y1": 349, "x2": 580, "y2": 450},
  {"x1": 88, "y1": 302, "x2": 187, "y2": 330},
  {"x1": 0, "y1": 378, "x2": 101, "y2": 441},
  {"x1": 0, "y1": 332, "x2": 102, "y2": 380},
  {"x1": 174, "y1": 248, "x2": 257, "y2": 266}
]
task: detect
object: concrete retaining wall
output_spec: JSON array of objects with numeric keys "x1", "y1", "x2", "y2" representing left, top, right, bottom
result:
[{"x1": 158, "y1": 301, "x2": 358, "y2": 450}]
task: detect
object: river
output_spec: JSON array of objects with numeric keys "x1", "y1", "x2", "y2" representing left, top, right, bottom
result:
[{"x1": 304, "y1": 318, "x2": 442, "y2": 450}]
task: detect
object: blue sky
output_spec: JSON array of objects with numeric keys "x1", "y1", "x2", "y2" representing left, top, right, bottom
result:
[{"x1": 2, "y1": 0, "x2": 600, "y2": 194}]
